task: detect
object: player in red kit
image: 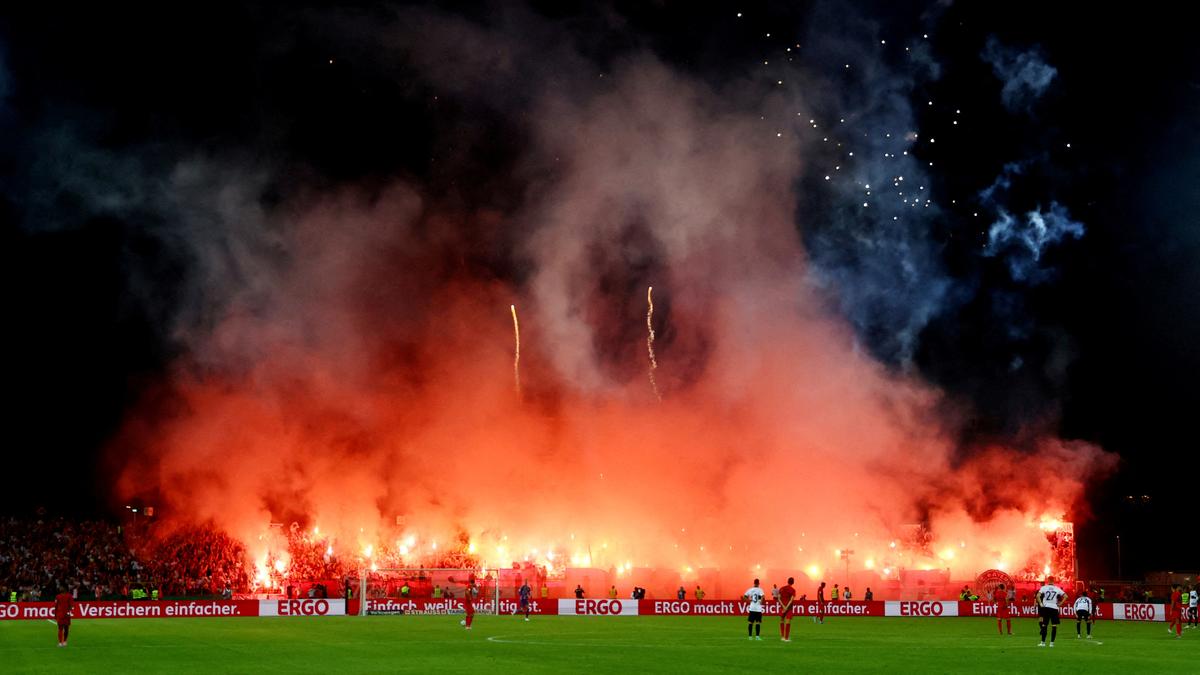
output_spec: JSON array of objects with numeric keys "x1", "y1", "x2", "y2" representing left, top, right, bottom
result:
[
  {"x1": 993, "y1": 583, "x2": 1012, "y2": 635},
  {"x1": 54, "y1": 589, "x2": 73, "y2": 647},
  {"x1": 779, "y1": 577, "x2": 797, "y2": 641},
  {"x1": 1169, "y1": 584, "x2": 1183, "y2": 638},
  {"x1": 462, "y1": 579, "x2": 478, "y2": 630}
]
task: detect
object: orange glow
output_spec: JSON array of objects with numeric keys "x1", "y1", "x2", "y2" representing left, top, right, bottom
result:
[
  {"x1": 1038, "y1": 517, "x2": 1062, "y2": 531},
  {"x1": 107, "y1": 103, "x2": 1116, "y2": 584}
]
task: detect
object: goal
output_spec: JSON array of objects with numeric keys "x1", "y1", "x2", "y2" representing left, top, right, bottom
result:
[{"x1": 357, "y1": 568, "x2": 502, "y2": 616}]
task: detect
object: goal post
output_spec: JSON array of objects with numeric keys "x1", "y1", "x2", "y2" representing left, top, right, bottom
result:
[{"x1": 357, "y1": 568, "x2": 502, "y2": 616}]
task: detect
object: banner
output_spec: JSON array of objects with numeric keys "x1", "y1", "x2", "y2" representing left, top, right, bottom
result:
[
  {"x1": 360, "y1": 598, "x2": 558, "y2": 616},
  {"x1": 885, "y1": 601, "x2": 959, "y2": 617},
  {"x1": 558, "y1": 599, "x2": 639, "y2": 616},
  {"x1": 0, "y1": 598, "x2": 1164, "y2": 621},
  {"x1": 640, "y1": 600, "x2": 883, "y2": 617},
  {"x1": 0, "y1": 600, "x2": 258, "y2": 620},
  {"x1": 1111, "y1": 603, "x2": 1164, "y2": 622},
  {"x1": 957, "y1": 601, "x2": 1108, "y2": 620},
  {"x1": 258, "y1": 599, "x2": 345, "y2": 617}
]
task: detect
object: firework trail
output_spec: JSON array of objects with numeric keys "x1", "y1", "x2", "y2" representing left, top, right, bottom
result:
[
  {"x1": 647, "y1": 286, "x2": 661, "y2": 401},
  {"x1": 511, "y1": 304, "x2": 521, "y2": 397}
]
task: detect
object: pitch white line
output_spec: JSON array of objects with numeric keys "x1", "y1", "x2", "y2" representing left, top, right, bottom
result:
[{"x1": 486, "y1": 634, "x2": 789, "y2": 649}]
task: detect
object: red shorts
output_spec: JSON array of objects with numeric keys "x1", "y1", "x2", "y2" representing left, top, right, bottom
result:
[{"x1": 56, "y1": 617, "x2": 71, "y2": 627}]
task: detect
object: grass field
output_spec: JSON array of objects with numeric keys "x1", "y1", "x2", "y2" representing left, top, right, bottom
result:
[{"x1": 2, "y1": 615, "x2": 1197, "y2": 673}]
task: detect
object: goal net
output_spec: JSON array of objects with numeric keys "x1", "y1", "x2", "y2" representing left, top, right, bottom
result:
[{"x1": 357, "y1": 568, "x2": 502, "y2": 616}]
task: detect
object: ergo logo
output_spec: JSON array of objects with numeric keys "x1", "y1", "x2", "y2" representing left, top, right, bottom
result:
[
  {"x1": 575, "y1": 600, "x2": 624, "y2": 615},
  {"x1": 1123, "y1": 603, "x2": 1155, "y2": 621},
  {"x1": 277, "y1": 599, "x2": 330, "y2": 616},
  {"x1": 899, "y1": 601, "x2": 944, "y2": 616}
]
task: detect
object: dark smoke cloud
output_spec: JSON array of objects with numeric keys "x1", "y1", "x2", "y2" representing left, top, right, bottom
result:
[
  {"x1": 981, "y1": 37, "x2": 1057, "y2": 112},
  {"x1": 0, "y1": 43, "x2": 10, "y2": 102},
  {"x1": 979, "y1": 160, "x2": 1085, "y2": 283},
  {"x1": 792, "y1": 4, "x2": 955, "y2": 366}
]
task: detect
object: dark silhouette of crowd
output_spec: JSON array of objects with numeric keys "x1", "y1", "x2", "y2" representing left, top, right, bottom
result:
[
  {"x1": 130, "y1": 524, "x2": 251, "y2": 596},
  {"x1": 2, "y1": 516, "x2": 486, "y2": 601},
  {"x1": 1, "y1": 517, "x2": 133, "y2": 601},
  {"x1": 1, "y1": 517, "x2": 250, "y2": 600}
]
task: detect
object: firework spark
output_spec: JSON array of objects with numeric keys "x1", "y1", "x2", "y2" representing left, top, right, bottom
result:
[{"x1": 647, "y1": 286, "x2": 661, "y2": 401}]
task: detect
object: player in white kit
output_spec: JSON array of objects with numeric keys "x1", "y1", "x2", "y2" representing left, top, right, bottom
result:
[
  {"x1": 1073, "y1": 590, "x2": 1094, "y2": 638},
  {"x1": 1189, "y1": 584, "x2": 1198, "y2": 629},
  {"x1": 1036, "y1": 576, "x2": 1066, "y2": 647},
  {"x1": 743, "y1": 578, "x2": 766, "y2": 640}
]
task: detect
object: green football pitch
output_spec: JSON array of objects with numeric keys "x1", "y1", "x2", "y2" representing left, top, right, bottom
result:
[{"x1": 2, "y1": 615, "x2": 1196, "y2": 673}]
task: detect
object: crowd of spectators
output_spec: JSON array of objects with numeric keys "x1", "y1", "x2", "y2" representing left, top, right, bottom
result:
[
  {"x1": 1, "y1": 516, "x2": 485, "y2": 601},
  {"x1": 0, "y1": 517, "x2": 133, "y2": 601},
  {"x1": 1, "y1": 517, "x2": 252, "y2": 600},
  {"x1": 128, "y1": 525, "x2": 251, "y2": 597}
]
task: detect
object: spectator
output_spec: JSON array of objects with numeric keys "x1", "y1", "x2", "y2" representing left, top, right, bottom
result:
[
  {"x1": 864, "y1": 587, "x2": 873, "y2": 601},
  {"x1": 574, "y1": 584, "x2": 585, "y2": 598},
  {"x1": 677, "y1": 586, "x2": 686, "y2": 600}
]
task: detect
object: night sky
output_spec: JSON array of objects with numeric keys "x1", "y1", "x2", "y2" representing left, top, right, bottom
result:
[{"x1": 2, "y1": 1, "x2": 1198, "y2": 578}]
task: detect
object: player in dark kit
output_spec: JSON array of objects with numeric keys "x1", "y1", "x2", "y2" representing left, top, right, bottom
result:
[
  {"x1": 54, "y1": 589, "x2": 73, "y2": 647},
  {"x1": 778, "y1": 577, "x2": 797, "y2": 642},
  {"x1": 993, "y1": 583, "x2": 1012, "y2": 635},
  {"x1": 516, "y1": 581, "x2": 532, "y2": 621}
]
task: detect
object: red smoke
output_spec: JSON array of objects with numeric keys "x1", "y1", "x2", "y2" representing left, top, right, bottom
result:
[{"x1": 110, "y1": 58, "x2": 1115, "y2": 587}]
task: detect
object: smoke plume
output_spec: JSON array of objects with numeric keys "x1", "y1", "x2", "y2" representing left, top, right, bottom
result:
[
  {"x1": 10, "y1": 4, "x2": 1114, "y2": 584},
  {"x1": 982, "y1": 37, "x2": 1058, "y2": 112}
]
